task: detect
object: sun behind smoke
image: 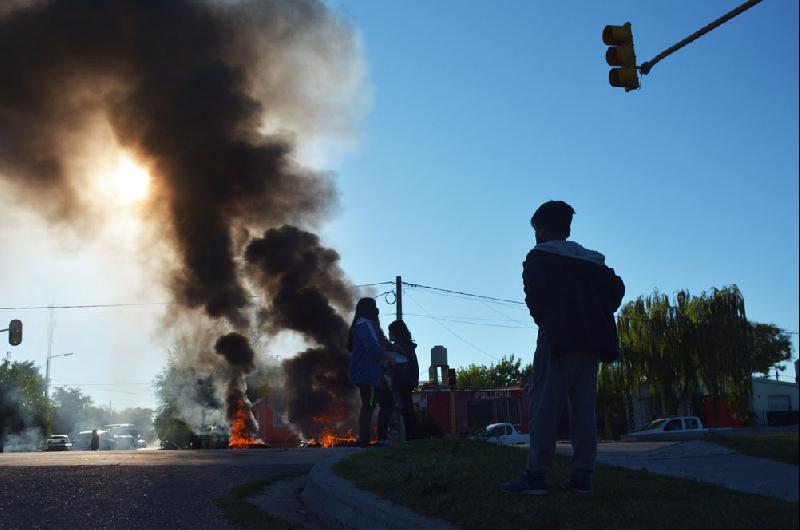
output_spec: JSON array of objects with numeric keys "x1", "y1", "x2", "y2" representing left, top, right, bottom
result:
[{"x1": 104, "y1": 154, "x2": 151, "y2": 205}]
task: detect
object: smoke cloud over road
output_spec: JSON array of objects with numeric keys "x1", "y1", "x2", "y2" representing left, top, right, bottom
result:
[
  {"x1": 0, "y1": 0, "x2": 366, "y2": 439},
  {"x1": 246, "y1": 225, "x2": 356, "y2": 435}
]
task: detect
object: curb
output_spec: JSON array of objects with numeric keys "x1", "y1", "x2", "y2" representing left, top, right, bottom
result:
[{"x1": 302, "y1": 452, "x2": 458, "y2": 530}]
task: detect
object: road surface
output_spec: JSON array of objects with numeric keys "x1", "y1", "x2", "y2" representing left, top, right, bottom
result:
[{"x1": 0, "y1": 448, "x2": 350, "y2": 529}]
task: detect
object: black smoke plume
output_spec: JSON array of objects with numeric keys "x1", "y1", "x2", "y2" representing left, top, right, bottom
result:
[
  {"x1": 215, "y1": 333, "x2": 256, "y2": 374},
  {"x1": 245, "y1": 225, "x2": 356, "y2": 436},
  {"x1": 0, "y1": 1, "x2": 362, "y2": 437}
]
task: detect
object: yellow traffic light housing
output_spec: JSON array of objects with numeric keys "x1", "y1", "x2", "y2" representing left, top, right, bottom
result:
[
  {"x1": 603, "y1": 22, "x2": 639, "y2": 91},
  {"x1": 8, "y1": 319, "x2": 22, "y2": 346}
]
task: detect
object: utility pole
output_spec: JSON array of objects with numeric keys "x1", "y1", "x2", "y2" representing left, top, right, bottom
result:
[
  {"x1": 45, "y1": 306, "x2": 54, "y2": 398},
  {"x1": 395, "y1": 275, "x2": 403, "y2": 321}
]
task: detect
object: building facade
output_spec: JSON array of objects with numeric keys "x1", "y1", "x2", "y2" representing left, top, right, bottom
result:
[
  {"x1": 251, "y1": 397, "x2": 300, "y2": 447},
  {"x1": 750, "y1": 378, "x2": 799, "y2": 426}
]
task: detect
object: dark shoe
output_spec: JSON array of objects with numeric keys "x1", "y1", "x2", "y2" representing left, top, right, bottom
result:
[
  {"x1": 561, "y1": 474, "x2": 592, "y2": 494},
  {"x1": 375, "y1": 439, "x2": 390, "y2": 447},
  {"x1": 501, "y1": 472, "x2": 549, "y2": 495}
]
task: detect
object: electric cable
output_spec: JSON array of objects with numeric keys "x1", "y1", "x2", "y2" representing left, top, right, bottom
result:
[{"x1": 404, "y1": 290, "x2": 500, "y2": 362}]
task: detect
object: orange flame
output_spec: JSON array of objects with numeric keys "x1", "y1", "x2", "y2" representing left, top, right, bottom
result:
[
  {"x1": 228, "y1": 400, "x2": 267, "y2": 449},
  {"x1": 306, "y1": 414, "x2": 357, "y2": 448}
]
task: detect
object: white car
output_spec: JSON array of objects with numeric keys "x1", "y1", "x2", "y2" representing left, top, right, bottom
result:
[
  {"x1": 477, "y1": 423, "x2": 528, "y2": 446},
  {"x1": 44, "y1": 435, "x2": 72, "y2": 451},
  {"x1": 624, "y1": 416, "x2": 705, "y2": 441}
]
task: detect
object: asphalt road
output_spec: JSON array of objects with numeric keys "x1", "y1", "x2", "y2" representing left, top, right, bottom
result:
[{"x1": 0, "y1": 448, "x2": 348, "y2": 530}]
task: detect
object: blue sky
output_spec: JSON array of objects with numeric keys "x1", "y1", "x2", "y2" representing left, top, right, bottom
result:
[
  {"x1": 1, "y1": 0, "x2": 797, "y2": 409},
  {"x1": 324, "y1": 0, "x2": 799, "y2": 377}
]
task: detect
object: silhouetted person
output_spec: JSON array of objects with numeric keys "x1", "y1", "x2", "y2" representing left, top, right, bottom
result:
[
  {"x1": 388, "y1": 320, "x2": 420, "y2": 441},
  {"x1": 503, "y1": 200, "x2": 624, "y2": 495},
  {"x1": 611, "y1": 411, "x2": 625, "y2": 441},
  {"x1": 348, "y1": 297, "x2": 393, "y2": 447},
  {"x1": 90, "y1": 429, "x2": 100, "y2": 451}
]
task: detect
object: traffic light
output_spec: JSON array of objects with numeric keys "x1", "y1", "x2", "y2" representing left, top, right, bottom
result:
[
  {"x1": 603, "y1": 22, "x2": 639, "y2": 91},
  {"x1": 8, "y1": 319, "x2": 22, "y2": 346}
]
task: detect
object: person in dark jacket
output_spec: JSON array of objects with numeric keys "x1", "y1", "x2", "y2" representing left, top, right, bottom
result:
[
  {"x1": 90, "y1": 429, "x2": 100, "y2": 451},
  {"x1": 348, "y1": 297, "x2": 394, "y2": 447},
  {"x1": 503, "y1": 200, "x2": 624, "y2": 496},
  {"x1": 388, "y1": 320, "x2": 420, "y2": 441}
]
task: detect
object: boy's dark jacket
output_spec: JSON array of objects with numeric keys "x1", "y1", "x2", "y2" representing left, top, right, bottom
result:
[{"x1": 522, "y1": 240, "x2": 625, "y2": 361}]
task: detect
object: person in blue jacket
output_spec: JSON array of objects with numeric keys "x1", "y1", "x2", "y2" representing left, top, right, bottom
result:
[{"x1": 348, "y1": 297, "x2": 394, "y2": 447}]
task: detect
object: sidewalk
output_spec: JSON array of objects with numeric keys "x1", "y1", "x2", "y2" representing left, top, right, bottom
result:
[
  {"x1": 301, "y1": 451, "x2": 457, "y2": 530},
  {"x1": 557, "y1": 440, "x2": 799, "y2": 502}
]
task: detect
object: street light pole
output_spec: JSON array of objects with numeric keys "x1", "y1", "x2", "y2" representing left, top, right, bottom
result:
[{"x1": 45, "y1": 352, "x2": 74, "y2": 399}]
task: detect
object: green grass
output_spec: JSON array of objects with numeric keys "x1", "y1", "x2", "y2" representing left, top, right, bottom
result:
[
  {"x1": 705, "y1": 432, "x2": 799, "y2": 466},
  {"x1": 334, "y1": 439, "x2": 798, "y2": 530},
  {"x1": 215, "y1": 470, "x2": 309, "y2": 530}
]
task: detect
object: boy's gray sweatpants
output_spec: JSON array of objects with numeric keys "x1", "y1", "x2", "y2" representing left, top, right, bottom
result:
[{"x1": 526, "y1": 334, "x2": 599, "y2": 478}]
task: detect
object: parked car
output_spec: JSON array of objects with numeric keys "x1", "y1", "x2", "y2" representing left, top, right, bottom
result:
[
  {"x1": 73, "y1": 431, "x2": 92, "y2": 450},
  {"x1": 73, "y1": 430, "x2": 114, "y2": 450},
  {"x1": 159, "y1": 440, "x2": 181, "y2": 450},
  {"x1": 473, "y1": 423, "x2": 528, "y2": 446},
  {"x1": 624, "y1": 416, "x2": 705, "y2": 441},
  {"x1": 45, "y1": 435, "x2": 72, "y2": 451},
  {"x1": 112, "y1": 434, "x2": 136, "y2": 450},
  {"x1": 136, "y1": 437, "x2": 148, "y2": 449}
]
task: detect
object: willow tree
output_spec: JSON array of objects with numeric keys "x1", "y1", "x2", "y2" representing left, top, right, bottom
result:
[{"x1": 598, "y1": 285, "x2": 790, "y2": 427}]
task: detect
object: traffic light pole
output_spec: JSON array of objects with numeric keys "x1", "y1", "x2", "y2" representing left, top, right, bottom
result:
[{"x1": 639, "y1": 0, "x2": 764, "y2": 75}]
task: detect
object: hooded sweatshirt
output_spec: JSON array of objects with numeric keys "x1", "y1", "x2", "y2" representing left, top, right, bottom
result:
[
  {"x1": 522, "y1": 240, "x2": 625, "y2": 361},
  {"x1": 348, "y1": 318, "x2": 385, "y2": 387}
]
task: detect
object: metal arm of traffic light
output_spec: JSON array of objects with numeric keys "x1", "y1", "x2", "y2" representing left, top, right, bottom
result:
[{"x1": 639, "y1": 0, "x2": 764, "y2": 76}]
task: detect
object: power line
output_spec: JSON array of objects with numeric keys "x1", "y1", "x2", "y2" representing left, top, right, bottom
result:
[
  {"x1": 403, "y1": 281, "x2": 799, "y2": 333},
  {"x1": 352, "y1": 281, "x2": 395, "y2": 289},
  {"x1": 0, "y1": 302, "x2": 169, "y2": 311},
  {"x1": 403, "y1": 312, "x2": 533, "y2": 330},
  {"x1": 476, "y1": 297, "x2": 536, "y2": 329},
  {"x1": 52, "y1": 380, "x2": 152, "y2": 387},
  {"x1": 404, "y1": 290, "x2": 500, "y2": 362},
  {"x1": 403, "y1": 281, "x2": 526, "y2": 306},
  {"x1": 0, "y1": 280, "x2": 396, "y2": 312},
  {"x1": 2, "y1": 278, "x2": 796, "y2": 335},
  {"x1": 51, "y1": 385, "x2": 151, "y2": 396}
]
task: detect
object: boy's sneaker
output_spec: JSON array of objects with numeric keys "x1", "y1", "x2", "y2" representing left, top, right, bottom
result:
[
  {"x1": 561, "y1": 474, "x2": 592, "y2": 494},
  {"x1": 501, "y1": 472, "x2": 549, "y2": 495}
]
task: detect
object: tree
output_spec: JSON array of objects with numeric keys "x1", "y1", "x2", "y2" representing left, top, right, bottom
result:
[
  {"x1": 749, "y1": 323, "x2": 793, "y2": 377},
  {"x1": 492, "y1": 355, "x2": 525, "y2": 388},
  {"x1": 456, "y1": 355, "x2": 532, "y2": 390},
  {"x1": 152, "y1": 354, "x2": 208, "y2": 447},
  {"x1": 598, "y1": 285, "x2": 794, "y2": 427},
  {"x1": 51, "y1": 387, "x2": 95, "y2": 435},
  {"x1": 114, "y1": 407, "x2": 156, "y2": 442},
  {"x1": 456, "y1": 364, "x2": 491, "y2": 390},
  {"x1": 153, "y1": 403, "x2": 192, "y2": 446},
  {"x1": 0, "y1": 360, "x2": 50, "y2": 450}
]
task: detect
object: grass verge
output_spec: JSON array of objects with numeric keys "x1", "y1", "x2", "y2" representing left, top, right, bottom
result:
[
  {"x1": 334, "y1": 439, "x2": 798, "y2": 530},
  {"x1": 215, "y1": 470, "x2": 308, "y2": 530},
  {"x1": 705, "y1": 432, "x2": 798, "y2": 466}
]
